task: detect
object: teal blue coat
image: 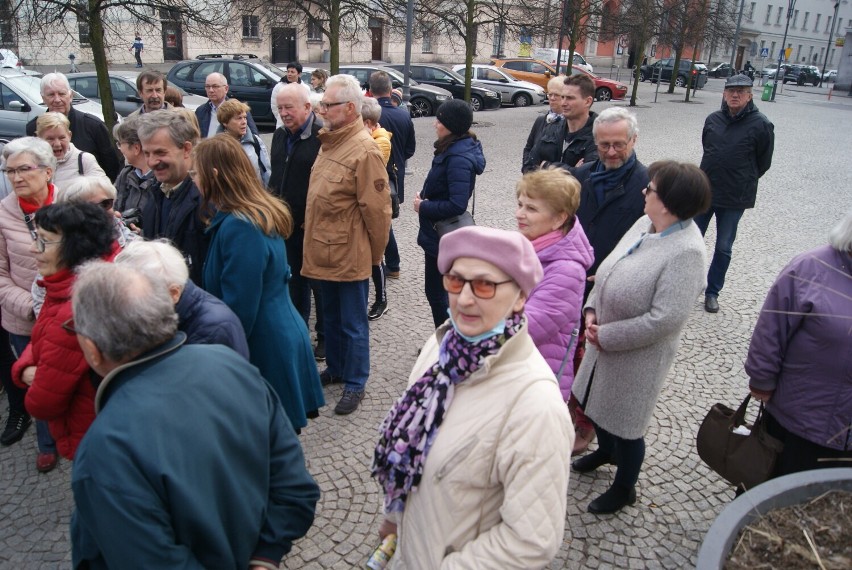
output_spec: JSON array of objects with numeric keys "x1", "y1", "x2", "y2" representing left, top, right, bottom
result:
[{"x1": 203, "y1": 211, "x2": 324, "y2": 428}]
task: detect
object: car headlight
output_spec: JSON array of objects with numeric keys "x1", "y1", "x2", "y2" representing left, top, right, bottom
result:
[
  {"x1": 485, "y1": 90, "x2": 499, "y2": 98},
  {"x1": 617, "y1": 84, "x2": 627, "y2": 90},
  {"x1": 436, "y1": 95, "x2": 450, "y2": 100}
]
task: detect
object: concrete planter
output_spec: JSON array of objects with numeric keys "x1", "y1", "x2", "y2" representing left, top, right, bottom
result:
[{"x1": 696, "y1": 468, "x2": 852, "y2": 569}]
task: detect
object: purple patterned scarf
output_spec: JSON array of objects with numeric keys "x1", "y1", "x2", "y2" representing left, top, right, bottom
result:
[{"x1": 372, "y1": 313, "x2": 524, "y2": 514}]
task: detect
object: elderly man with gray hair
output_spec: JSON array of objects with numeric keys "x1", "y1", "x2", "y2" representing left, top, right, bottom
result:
[
  {"x1": 302, "y1": 74, "x2": 391, "y2": 415},
  {"x1": 566, "y1": 106, "x2": 650, "y2": 455},
  {"x1": 114, "y1": 239, "x2": 249, "y2": 359},
  {"x1": 136, "y1": 109, "x2": 208, "y2": 285},
  {"x1": 69, "y1": 262, "x2": 320, "y2": 569},
  {"x1": 25, "y1": 72, "x2": 121, "y2": 180}
]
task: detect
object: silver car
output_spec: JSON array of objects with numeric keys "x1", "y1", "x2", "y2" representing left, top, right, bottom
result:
[
  {"x1": 0, "y1": 71, "x2": 114, "y2": 139},
  {"x1": 67, "y1": 71, "x2": 208, "y2": 117},
  {"x1": 451, "y1": 64, "x2": 546, "y2": 107}
]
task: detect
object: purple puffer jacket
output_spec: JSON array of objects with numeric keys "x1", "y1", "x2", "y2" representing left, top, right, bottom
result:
[
  {"x1": 526, "y1": 221, "x2": 595, "y2": 401},
  {"x1": 745, "y1": 244, "x2": 852, "y2": 451}
]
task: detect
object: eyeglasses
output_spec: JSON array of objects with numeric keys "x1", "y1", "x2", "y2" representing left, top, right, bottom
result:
[
  {"x1": 596, "y1": 141, "x2": 630, "y2": 152},
  {"x1": 204, "y1": 84, "x2": 225, "y2": 90},
  {"x1": 442, "y1": 274, "x2": 513, "y2": 300},
  {"x1": 2, "y1": 164, "x2": 46, "y2": 177},
  {"x1": 318, "y1": 101, "x2": 348, "y2": 111},
  {"x1": 61, "y1": 318, "x2": 76, "y2": 335},
  {"x1": 34, "y1": 235, "x2": 62, "y2": 253},
  {"x1": 97, "y1": 198, "x2": 115, "y2": 211},
  {"x1": 644, "y1": 183, "x2": 657, "y2": 195}
]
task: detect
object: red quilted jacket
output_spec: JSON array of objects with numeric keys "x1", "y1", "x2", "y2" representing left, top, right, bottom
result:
[{"x1": 13, "y1": 244, "x2": 119, "y2": 459}]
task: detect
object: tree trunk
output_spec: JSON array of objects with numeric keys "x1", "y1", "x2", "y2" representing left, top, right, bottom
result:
[
  {"x1": 329, "y1": 0, "x2": 341, "y2": 74},
  {"x1": 629, "y1": 31, "x2": 645, "y2": 106},
  {"x1": 667, "y1": 46, "x2": 683, "y2": 93},
  {"x1": 463, "y1": 0, "x2": 475, "y2": 102},
  {"x1": 87, "y1": 0, "x2": 116, "y2": 141},
  {"x1": 684, "y1": 40, "x2": 700, "y2": 102}
]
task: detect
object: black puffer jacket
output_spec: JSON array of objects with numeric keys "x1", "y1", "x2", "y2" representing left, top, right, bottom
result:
[
  {"x1": 542, "y1": 111, "x2": 599, "y2": 171},
  {"x1": 700, "y1": 100, "x2": 774, "y2": 210}
]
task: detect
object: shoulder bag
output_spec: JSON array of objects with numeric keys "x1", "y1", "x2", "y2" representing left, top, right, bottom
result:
[
  {"x1": 433, "y1": 188, "x2": 475, "y2": 238},
  {"x1": 696, "y1": 394, "x2": 784, "y2": 490}
]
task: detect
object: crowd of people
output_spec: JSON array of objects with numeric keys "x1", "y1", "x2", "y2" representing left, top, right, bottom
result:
[{"x1": 0, "y1": 63, "x2": 849, "y2": 568}]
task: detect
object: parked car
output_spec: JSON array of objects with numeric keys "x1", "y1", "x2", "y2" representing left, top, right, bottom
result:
[
  {"x1": 68, "y1": 71, "x2": 208, "y2": 116},
  {"x1": 708, "y1": 62, "x2": 733, "y2": 78},
  {"x1": 0, "y1": 49, "x2": 22, "y2": 69},
  {"x1": 489, "y1": 58, "x2": 558, "y2": 91},
  {"x1": 167, "y1": 53, "x2": 286, "y2": 124},
  {"x1": 0, "y1": 71, "x2": 114, "y2": 139},
  {"x1": 639, "y1": 58, "x2": 708, "y2": 88},
  {"x1": 780, "y1": 64, "x2": 820, "y2": 86},
  {"x1": 823, "y1": 69, "x2": 837, "y2": 82},
  {"x1": 567, "y1": 66, "x2": 629, "y2": 101},
  {"x1": 387, "y1": 64, "x2": 500, "y2": 112},
  {"x1": 338, "y1": 64, "x2": 452, "y2": 117},
  {"x1": 760, "y1": 63, "x2": 780, "y2": 78},
  {"x1": 450, "y1": 64, "x2": 546, "y2": 106},
  {"x1": 531, "y1": 48, "x2": 594, "y2": 73}
]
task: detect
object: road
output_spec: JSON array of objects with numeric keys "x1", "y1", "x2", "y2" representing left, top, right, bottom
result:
[{"x1": 1, "y1": 76, "x2": 851, "y2": 568}]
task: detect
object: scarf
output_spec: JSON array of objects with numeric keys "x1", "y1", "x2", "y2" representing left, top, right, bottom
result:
[
  {"x1": 546, "y1": 111, "x2": 563, "y2": 124},
  {"x1": 588, "y1": 152, "x2": 637, "y2": 207},
  {"x1": 531, "y1": 229, "x2": 564, "y2": 253},
  {"x1": 372, "y1": 313, "x2": 524, "y2": 514},
  {"x1": 19, "y1": 183, "x2": 56, "y2": 215}
]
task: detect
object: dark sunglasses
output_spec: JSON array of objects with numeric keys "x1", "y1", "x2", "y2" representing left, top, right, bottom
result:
[{"x1": 442, "y1": 274, "x2": 513, "y2": 299}]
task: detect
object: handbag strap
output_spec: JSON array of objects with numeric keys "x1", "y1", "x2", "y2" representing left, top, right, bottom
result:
[
  {"x1": 731, "y1": 394, "x2": 752, "y2": 427},
  {"x1": 556, "y1": 329, "x2": 579, "y2": 379},
  {"x1": 470, "y1": 186, "x2": 476, "y2": 217}
]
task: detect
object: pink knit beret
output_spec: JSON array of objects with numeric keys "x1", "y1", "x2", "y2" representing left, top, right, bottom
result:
[{"x1": 437, "y1": 226, "x2": 543, "y2": 296}]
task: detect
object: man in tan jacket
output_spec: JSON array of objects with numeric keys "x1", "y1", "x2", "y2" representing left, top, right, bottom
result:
[{"x1": 302, "y1": 74, "x2": 391, "y2": 415}]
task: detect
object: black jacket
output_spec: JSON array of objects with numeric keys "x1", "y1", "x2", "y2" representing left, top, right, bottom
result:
[
  {"x1": 574, "y1": 156, "x2": 649, "y2": 282},
  {"x1": 522, "y1": 113, "x2": 551, "y2": 173},
  {"x1": 546, "y1": 111, "x2": 599, "y2": 170},
  {"x1": 195, "y1": 101, "x2": 259, "y2": 138},
  {"x1": 377, "y1": 97, "x2": 416, "y2": 202},
  {"x1": 27, "y1": 107, "x2": 122, "y2": 180},
  {"x1": 700, "y1": 100, "x2": 774, "y2": 210},
  {"x1": 175, "y1": 280, "x2": 249, "y2": 359},
  {"x1": 268, "y1": 114, "x2": 321, "y2": 277},
  {"x1": 141, "y1": 178, "x2": 210, "y2": 285}
]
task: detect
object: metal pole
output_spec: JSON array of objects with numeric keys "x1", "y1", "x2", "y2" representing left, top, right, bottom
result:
[
  {"x1": 770, "y1": 0, "x2": 796, "y2": 101},
  {"x1": 729, "y1": 0, "x2": 746, "y2": 69},
  {"x1": 819, "y1": 1, "x2": 840, "y2": 87},
  {"x1": 402, "y1": 0, "x2": 414, "y2": 100}
]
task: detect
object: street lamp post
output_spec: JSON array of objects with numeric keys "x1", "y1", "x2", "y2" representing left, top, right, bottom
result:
[
  {"x1": 402, "y1": 0, "x2": 414, "y2": 101},
  {"x1": 770, "y1": 0, "x2": 796, "y2": 101},
  {"x1": 819, "y1": 1, "x2": 841, "y2": 87}
]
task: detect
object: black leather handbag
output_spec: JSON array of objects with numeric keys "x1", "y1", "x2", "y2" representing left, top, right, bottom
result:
[{"x1": 433, "y1": 188, "x2": 475, "y2": 238}]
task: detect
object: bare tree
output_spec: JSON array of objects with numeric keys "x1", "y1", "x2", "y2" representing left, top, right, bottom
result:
[
  {"x1": 8, "y1": 0, "x2": 260, "y2": 137},
  {"x1": 613, "y1": 0, "x2": 661, "y2": 106}
]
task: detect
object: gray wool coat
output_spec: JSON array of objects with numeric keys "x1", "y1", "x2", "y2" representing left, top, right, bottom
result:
[{"x1": 572, "y1": 216, "x2": 707, "y2": 439}]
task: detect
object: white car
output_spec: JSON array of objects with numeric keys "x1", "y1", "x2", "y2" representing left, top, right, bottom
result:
[
  {"x1": 822, "y1": 69, "x2": 837, "y2": 82},
  {"x1": 451, "y1": 64, "x2": 546, "y2": 107},
  {"x1": 0, "y1": 49, "x2": 22, "y2": 69}
]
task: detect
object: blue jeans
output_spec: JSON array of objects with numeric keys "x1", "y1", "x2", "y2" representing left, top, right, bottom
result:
[
  {"x1": 9, "y1": 333, "x2": 56, "y2": 454},
  {"x1": 319, "y1": 280, "x2": 370, "y2": 391},
  {"x1": 424, "y1": 254, "x2": 448, "y2": 328},
  {"x1": 694, "y1": 207, "x2": 745, "y2": 298},
  {"x1": 384, "y1": 227, "x2": 400, "y2": 273}
]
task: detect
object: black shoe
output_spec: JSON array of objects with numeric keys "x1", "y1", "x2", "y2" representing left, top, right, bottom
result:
[
  {"x1": 1, "y1": 410, "x2": 32, "y2": 446},
  {"x1": 314, "y1": 338, "x2": 326, "y2": 361},
  {"x1": 334, "y1": 389, "x2": 364, "y2": 415},
  {"x1": 319, "y1": 369, "x2": 343, "y2": 387},
  {"x1": 704, "y1": 295, "x2": 719, "y2": 313},
  {"x1": 588, "y1": 485, "x2": 637, "y2": 514},
  {"x1": 368, "y1": 300, "x2": 388, "y2": 321},
  {"x1": 571, "y1": 449, "x2": 613, "y2": 473}
]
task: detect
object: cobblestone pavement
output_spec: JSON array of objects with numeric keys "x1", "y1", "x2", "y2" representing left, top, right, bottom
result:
[{"x1": 1, "y1": 78, "x2": 850, "y2": 568}]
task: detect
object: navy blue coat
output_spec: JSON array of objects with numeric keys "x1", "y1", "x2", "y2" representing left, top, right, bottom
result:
[
  {"x1": 71, "y1": 335, "x2": 320, "y2": 569},
  {"x1": 377, "y1": 97, "x2": 416, "y2": 202},
  {"x1": 417, "y1": 136, "x2": 486, "y2": 258},
  {"x1": 175, "y1": 280, "x2": 249, "y2": 359},
  {"x1": 195, "y1": 101, "x2": 259, "y2": 138},
  {"x1": 574, "y1": 156, "x2": 649, "y2": 280},
  {"x1": 203, "y1": 212, "x2": 324, "y2": 429}
]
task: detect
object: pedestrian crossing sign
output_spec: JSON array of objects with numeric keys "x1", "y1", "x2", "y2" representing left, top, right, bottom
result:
[{"x1": 760, "y1": 47, "x2": 769, "y2": 58}]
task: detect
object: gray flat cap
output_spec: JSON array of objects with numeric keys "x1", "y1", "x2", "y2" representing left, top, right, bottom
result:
[{"x1": 725, "y1": 74, "x2": 754, "y2": 88}]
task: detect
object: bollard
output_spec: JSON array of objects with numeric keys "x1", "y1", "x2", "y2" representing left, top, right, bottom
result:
[{"x1": 828, "y1": 86, "x2": 833, "y2": 100}]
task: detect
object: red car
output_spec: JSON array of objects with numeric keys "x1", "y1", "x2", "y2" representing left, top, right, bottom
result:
[{"x1": 568, "y1": 65, "x2": 628, "y2": 101}]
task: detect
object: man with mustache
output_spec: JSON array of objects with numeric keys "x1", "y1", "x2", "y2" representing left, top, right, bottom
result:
[
  {"x1": 128, "y1": 70, "x2": 172, "y2": 116},
  {"x1": 137, "y1": 110, "x2": 208, "y2": 286}
]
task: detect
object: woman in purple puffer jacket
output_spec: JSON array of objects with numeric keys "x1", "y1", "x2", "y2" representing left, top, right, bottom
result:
[
  {"x1": 516, "y1": 168, "x2": 594, "y2": 401},
  {"x1": 745, "y1": 210, "x2": 852, "y2": 476}
]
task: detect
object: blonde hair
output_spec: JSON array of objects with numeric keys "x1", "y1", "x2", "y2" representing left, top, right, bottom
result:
[
  {"x1": 192, "y1": 135, "x2": 293, "y2": 238},
  {"x1": 35, "y1": 112, "x2": 71, "y2": 136},
  {"x1": 216, "y1": 99, "x2": 251, "y2": 127},
  {"x1": 515, "y1": 167, "x2": 581, "y2": 233}
]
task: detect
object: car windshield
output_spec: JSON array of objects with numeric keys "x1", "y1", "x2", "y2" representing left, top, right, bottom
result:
[
  {"x1": 443, "y1": 68, "x2": 466, "y2": 82},
  {"x1": 4, "y1": 75, "x2": 43, "y2": 104},
  {"x1": 383, "y1": 67, "x2": 420, "y2": 86},
  {"x1": 254, "y1": 60, "x2": 285, "y2": 79}
]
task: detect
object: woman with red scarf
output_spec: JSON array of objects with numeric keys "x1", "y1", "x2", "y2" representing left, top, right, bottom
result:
[
  {"x1": 0, "y1": 137, "x2": 59, "y2": 471},
  {"x1": 12, "y1": 202, "x2": 118, "y2": 464}
]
